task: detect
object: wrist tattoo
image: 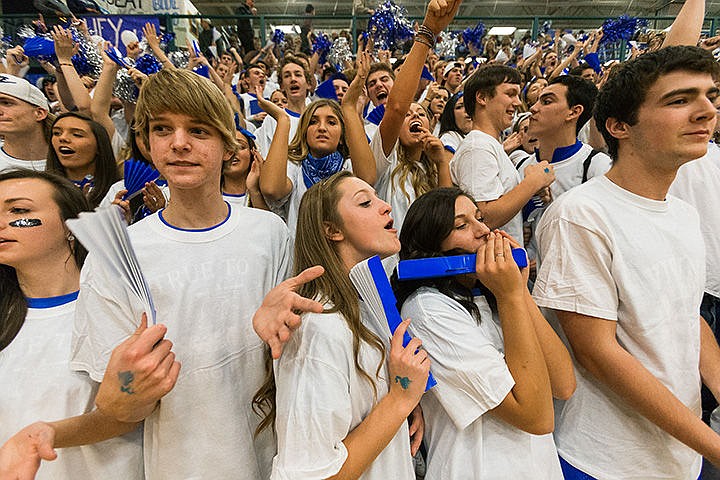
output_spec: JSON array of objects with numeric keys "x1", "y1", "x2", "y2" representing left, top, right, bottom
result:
[
  {"x1": 118, "y1": 371, "x2": 136, "y2": 394},
  {"x1": 395, "y1": 376, "x2": 412, "y2": 390}
]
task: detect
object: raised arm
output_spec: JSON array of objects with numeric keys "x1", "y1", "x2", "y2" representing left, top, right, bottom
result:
[
  {"x1": 91, "y1": 47, "x2": 119, "y2": 139},
  {"x1": 379, "y1": 0, "x2": 461, "y2": 156},
  {"x1": 548, "y1": 41, "x2": 582, "y2": 80},
  {"x1": 142, "y1": 23, "x2": 174, "y2": 70},
  {"x1": 255, "y1": 86, "x2": 293, "y2": 200},
  {"x1": 4, "y1": 46, "x2": 29, "y2": 77},
  {"x1": 52, "y1": 26, "x2": 91, "y2": 114},
  {"x1": 663, "y1": 0, "x2": 705, "y2": 48},
  {"x1": 342, "y1": 49, "x2": 377, "y2": 185}
]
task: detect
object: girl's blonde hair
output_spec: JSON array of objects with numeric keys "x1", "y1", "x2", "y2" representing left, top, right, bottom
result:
[{"x1": 288, "y1": 99, "x2": 349, "y2": 164}]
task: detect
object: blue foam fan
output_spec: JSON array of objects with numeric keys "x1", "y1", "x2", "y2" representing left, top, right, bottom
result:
[
  {"x1": 397, "y1": 248, "x2": 528, "y2": 281},
  {"x1": 191, "y1": 40, "x2": 202, "y2": 57},
  {"x1": 23, "y1": 36, "x2": 55, "y2": 58},
  {"x1": 315, "y1": 78, "x2": 338, "y2": 101},
  {"x1": 349, "y1": 256, "x2": 437, "y2": 391},
  {"x1": 122, "y1": 159, "x2": 160, "y2": 200},
  {"x1": 193, "y1": 64, "x2": 209, "y2": 78},
  {"x1": 104, "y1": 47, "x2": 130, "y2": 68},
  {"x1": 421, "y1": 65, "x2": 434, "y2": 82},
  {"x1": 366, "y1": 103, "x2": 385, "y2": 126},
  {"x1": 248, "y1": 95, "x2": 263, "y2": 115}
]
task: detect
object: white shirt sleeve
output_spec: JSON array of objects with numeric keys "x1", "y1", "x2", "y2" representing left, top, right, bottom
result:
[
  {"x1": 71, "y1": 254, "x2": 147, "y2": 382},
  {"x1": 370, "y1": 126, "x2": 396, "y2": 181},
  {"x1": 586, "y1": 152, "x2": 613, "y2": 180},
  {"x1": 532, "y1": 213, "x2": 619, "y2": 320},
  {"x1": 452, "y1": 140, "x2": 506, "y2": 202},
  {"x1": 402, "y1": 289, "x2": 515, "y2": 430}
]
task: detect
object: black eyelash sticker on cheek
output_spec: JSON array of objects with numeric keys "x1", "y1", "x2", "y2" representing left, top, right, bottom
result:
[{"x1": 9, "y1": 218, "x2": 42, "y2": 228}]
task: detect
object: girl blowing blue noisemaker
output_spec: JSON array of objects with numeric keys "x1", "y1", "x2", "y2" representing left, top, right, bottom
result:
[
  {"x1": 349, "y1": 255, "x2": 437, "y2": 391},
  {"x1": 396, "y1": 248, "x2": 528, "y2": 281},
  {"x1": 122, "y1": 159, "x2": 161, "y2": 200}
]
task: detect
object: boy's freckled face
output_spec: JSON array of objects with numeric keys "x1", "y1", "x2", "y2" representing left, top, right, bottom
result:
[{"x1": 149, "y1": 112, "x2": 233, "y2": 191}]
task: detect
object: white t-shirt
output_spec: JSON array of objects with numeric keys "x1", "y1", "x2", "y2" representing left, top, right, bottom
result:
[
  {"x1": 0, "y1": 296, "x2": 143, "y2": 480},
  {"x1": 111, "y1": 130, "x2": 127, "y2": 159},
  {"x1": 71, "y1": 204, "x2": 292, "y2": 480},
  {"x1": 669, "y1": 143, "x2": 720, "y2": 298},
  {"x1": 508, "y1": 148, "x2": 531, "y2": 167},
  {"x1": 439, "y1": 130, "x2": 464, "y2": 154},
  {"x1": 238, "y1": 92, "x2": 265, "y2": 122},
  {"x1": 532, "y1": 175, "x2": 704, "y2": 479},
  {"x1": 401, "y1": 287, "x2": 563, "y2": 480},
  {"x1": 517, "y1": 142, "x2": 612, "y2": 201},
  {"x1": 0, "y1": 146, "x2": 46, "y2": 172},
  {"x1": 254, "y1": 110, "x2": 301, "y2": 158},
  {"x1": 370, "y1": 128, "x2": 423, "y2": 233},
  {"x1": 222, "y1": 191, "x2": 250, "y2": 207},
  {"x1": 268, "y1": 158, "x2": 352, "y2": 236},
  {"x1": 450, "y1": 130, "x2": 524, "y2": 246},
  {"x1": 271, "y1": 306, "x2": 415, "y2": 480}
]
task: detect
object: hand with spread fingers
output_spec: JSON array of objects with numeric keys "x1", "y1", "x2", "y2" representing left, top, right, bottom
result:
[{"x1": 252, "y1": 266, "x2": 326, "y2": 359}]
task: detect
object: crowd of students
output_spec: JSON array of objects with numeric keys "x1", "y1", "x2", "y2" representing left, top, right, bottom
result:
[{"x1": 0, "y1": 0, "x2": 719, "y2": 478}]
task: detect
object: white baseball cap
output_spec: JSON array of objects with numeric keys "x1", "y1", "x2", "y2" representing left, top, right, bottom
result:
[
  {"x1": 121, "y1": 30, "x2": 139, "y2": 47},
  {"x1": 0, "y1": 74, "x2": 50, "y2": 110},
  {"x1": 443, "y1": 61, "x2": 464, "y2": 77}
]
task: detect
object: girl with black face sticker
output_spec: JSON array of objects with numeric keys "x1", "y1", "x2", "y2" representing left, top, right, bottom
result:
[{"x1": 0, "y1": 169, "x2": 144, "y2": 479}]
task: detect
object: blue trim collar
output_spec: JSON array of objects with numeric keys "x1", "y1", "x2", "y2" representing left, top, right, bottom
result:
[
  {"x1": 158, "y1": 202, "x2": 232, "y2": 232},
  {"x1": 26, "y1": 291, "x2": 79, "y2": 309},
  {"x1": 535, "y1": 139, "x2": 582, "y2": 164}
]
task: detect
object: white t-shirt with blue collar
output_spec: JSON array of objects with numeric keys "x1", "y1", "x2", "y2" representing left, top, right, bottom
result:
[{"x1": 0, "y1": 292, "x2": 143, "y2": 480}]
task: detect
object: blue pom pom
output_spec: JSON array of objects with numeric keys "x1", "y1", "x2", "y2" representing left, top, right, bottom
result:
[
  {"x1": 135, "y1": 54, "x2": 163, "y2": 75},
  {"x1": 69, "y1": 27, "x2": 102, "y2": 78},
  {"x1": 23, "y1": 36, "x2": 55, "y2": 58},
  {"x1": 160, "y1": 32, "x2": 174, "y2": 44},
  {"x1": 368, "y1": 1, "x2": 414, "y2": 51},
  {"x1": 312, "y1": 32, "x2": 332, "y2": 64},
  {"x1": 272, "y1": 29, "x2": 285, "y2": 46},
  {"x1": 541, "y1": 20, "x2": 553, "y2": 36},
  {"x1": 462, "y1": 22, "x2": 485, "y2": 51},
  {"x1": 71, "y1": 54, "x2": 92, "y2": 76},
  {"x1": 601, "y1": 15, "x2": 648, "y2": 44}
]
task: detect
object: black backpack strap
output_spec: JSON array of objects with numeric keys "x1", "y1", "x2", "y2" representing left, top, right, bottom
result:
[
  {"x1": 515, "y1": 155, "x2": 530, "y2": 170},
  {"x1": 582, "y1": 149, "x2": 602, "y2": 183}
]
